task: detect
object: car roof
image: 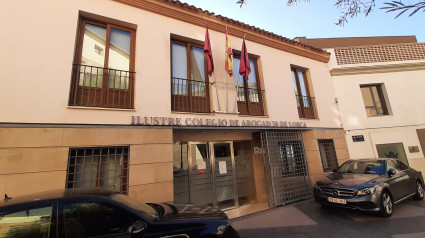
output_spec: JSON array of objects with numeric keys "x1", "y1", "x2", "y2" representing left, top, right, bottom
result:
[
  {"x1": 1, "y1": 188, "x2": 118, "y2": 208},
  {"x1": 349, "y1": 158, "x2": 393, "y2": 162}
]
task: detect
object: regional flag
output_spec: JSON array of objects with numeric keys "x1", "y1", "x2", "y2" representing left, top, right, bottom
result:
[
  {"x1": 225, "y1": 28, "x2": 233, "y2": 77},
  {"x1": 239, "y1": 35, "x2": 251, "y2": 80},
  {"x1": 204, "y1": 26, "x2": 214, "y2": 77}
]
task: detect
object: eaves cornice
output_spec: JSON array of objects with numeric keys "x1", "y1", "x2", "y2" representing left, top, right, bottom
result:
[
  {"x1": 330, "y1": 62, "x2": 425, "y2": 76},
  {"x1": 112, "y1": 0, "x2": 330, "y2": 63}
]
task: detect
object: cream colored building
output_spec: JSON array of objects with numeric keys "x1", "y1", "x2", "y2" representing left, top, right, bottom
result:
[
  {"x1": 0, "y1": 0, "x2": 348, "y2": 216},
  {"x1": 297, "y1": 36, "x2": 425, "y2": 175}
]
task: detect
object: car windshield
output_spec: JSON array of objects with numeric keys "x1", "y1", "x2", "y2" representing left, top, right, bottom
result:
[
  {"x1": 336, "y1": 160, "x2": 385, "y2": 175},
  {"x1": 111, "y1": 194, "x2": 160, "y2": 221}
]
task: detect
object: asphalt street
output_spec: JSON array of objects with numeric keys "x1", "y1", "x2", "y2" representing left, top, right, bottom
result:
[{"x1": 231, "y1": 198, "x2": 425, "y2": 238}]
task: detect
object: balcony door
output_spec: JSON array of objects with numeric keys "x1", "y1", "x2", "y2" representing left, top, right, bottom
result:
[
  {"x1": 233, "y1": 56, "x2": 264, "y2": 116},
  {"x1": 69, "y1": 18, "x2": 135, "y2": 109},
  {"x1": 291, "y1": 67, "x2": 316, "y2": 119},
  {"x1": 171, "y1": 41, "x2": 210, "y2": 113}
]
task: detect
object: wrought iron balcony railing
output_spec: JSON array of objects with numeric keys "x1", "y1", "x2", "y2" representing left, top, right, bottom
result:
[
  {"x1": 236, "y1": 86, "x2": 266, "y2": 116},
  {"x1": 69, "y1": 64, "x2": 135, "y2": 109},
  {"x1": 365, "y1": 106, "x2": 388, "y2": 117},
  {"x1": 171, "y1": 77, "x2": 211, "y2": 113},
  {"x1": 296, "y1": 95, "x2": 318, "y2": 119}
]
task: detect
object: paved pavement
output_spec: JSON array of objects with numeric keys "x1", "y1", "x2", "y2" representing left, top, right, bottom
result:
[{"x1": 230, "y1": 198, "x2": 425, "y2": 238}]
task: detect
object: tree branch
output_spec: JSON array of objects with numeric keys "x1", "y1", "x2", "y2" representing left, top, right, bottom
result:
[
  {"x1": 381, "y1": 1, "x2": 425, "y2": 18},
  {"x1": 235, "y1": 0, "x2": 425, "y2": 25}
]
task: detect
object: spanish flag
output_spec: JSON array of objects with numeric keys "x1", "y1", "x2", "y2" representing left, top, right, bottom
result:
[{"x1": 225, "y1": 28, "x2": 233, "y2": 77}]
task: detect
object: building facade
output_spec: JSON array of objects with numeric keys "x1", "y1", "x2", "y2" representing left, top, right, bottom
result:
[
  {"x1": 296, "y1": 36, "x2": 425, "y2": 175},
  {"x1": 0, "y1": 0, "x2": 348, "y2": 216}
]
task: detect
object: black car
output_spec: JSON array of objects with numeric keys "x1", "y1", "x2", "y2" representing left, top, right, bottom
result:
[
  {"x1": 0, "y1": 188, "x2": 239, "y2": 238},
  {"x1": 313, "y1": 158, "x2": 424, "y2": 217}
]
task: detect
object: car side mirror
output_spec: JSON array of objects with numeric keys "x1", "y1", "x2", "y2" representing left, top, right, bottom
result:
[
  {"x1": 130, "y1": 220, "x2": 147, "y2": 236},
  {"x1": 388, "y1": 168, "x2": 397, "y2": 177},
  {"x1": 333, "y1": 168, "x2": 338, "y2": 173}
]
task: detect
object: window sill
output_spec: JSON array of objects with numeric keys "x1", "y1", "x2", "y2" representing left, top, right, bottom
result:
[
  {"x1": 238, "y1": 114, "x2": 269, "y2": 118},
  {"x1": 366, "y1": 114, "x2": 392, "y2": 118},
  {"x1": 67, "y1": 106, "x2": 136, "y2": 112},
  {"x1": 213, "y1": 111, "x2": 240, "y2": 115},
  {"x1": 171, "y1": 111, "x2": 213, "y2": 115},
  {"x1": 299, "y1": 117, "x2": 320, "y2": 120}
]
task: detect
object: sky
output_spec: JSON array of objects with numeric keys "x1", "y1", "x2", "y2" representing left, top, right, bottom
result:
[{"x1": 180, "y1": 0, "x2": 425, "y2": 42}]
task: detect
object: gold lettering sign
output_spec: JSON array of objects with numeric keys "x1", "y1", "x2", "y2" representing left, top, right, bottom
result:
[{"x1": 131, "y1": 116, "x2": 307, "y2": 128}]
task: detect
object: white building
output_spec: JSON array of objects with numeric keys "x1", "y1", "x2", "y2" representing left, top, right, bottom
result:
[
  {"x1": 296, "y1": 36, "x2": 425, "y2": 174},
  {"x1": 1, "y1": 0, "x2": 349, "y2": 218}
]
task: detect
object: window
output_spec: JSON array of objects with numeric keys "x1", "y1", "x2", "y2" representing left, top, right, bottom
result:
[
  {"x1": 291, "y1": 67, "x2": 317, "y2": 119},
  {"x1": 387, "y1": 160, "x2": 400, "y2": 173},
  {"x1": 396, "y1": 160, "x2": 409, "y2": 170},
  {"x1": 318, "y1": 140, "x2": 339, "y2": 172},
  {"x1": 62, "y1": 202, "x2": 136, "y2": 237},
  {"x1": 360, "y1": 84, "x2": 389, "y2": 117},
  {"x1": 0, "y1": 206, "x2": 53, "y2": 238},
  {"x1": 171, "y1": 39, "x2": 210, "y2": 113},
  {"x1": 233, "y1": 55, "x2": 265, "y2": 115},
  {"x1": 337, "y1": 160, "x2": 385, "y2": 175},
  {"x1": 376, "y1": 143, "x2": 409, "y2": 165},
  {"x1": 66, "y1": 146, "x2": 129, "y2": 193},
  {"x1": 69, "y1": 13, "x2": 135, "y2": 109}
]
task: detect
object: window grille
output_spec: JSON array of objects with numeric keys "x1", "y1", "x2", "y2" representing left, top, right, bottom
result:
[
  {"x1": 318, "y1": 139, "x2": 339, "y2": 172},
  {"x1": 261, "y1": 130, "x2": 312, "y2": 207},
  {"x1": 66, "y1": 146, "x2": 129, "y2": 194}
]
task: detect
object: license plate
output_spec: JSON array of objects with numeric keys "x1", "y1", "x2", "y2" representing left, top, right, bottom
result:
[{"x1": 328, "y1": 197, "x2": 347, "y2": 204}]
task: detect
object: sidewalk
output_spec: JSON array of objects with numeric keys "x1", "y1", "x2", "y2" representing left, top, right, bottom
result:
[{"x1": 230, "y1": 198, "x2": 425, "y2": 238}]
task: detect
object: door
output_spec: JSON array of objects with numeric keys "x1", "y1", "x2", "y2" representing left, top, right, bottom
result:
[
  {"x1": 189, "y1": 142, "x2": 213, "y2": 205},
  {"x1": 261, "y1": 130, "x2": 312, "y2": 207},
  {"x1": 187, "y1": 142, "x2": 238, "y2": 209},
  {"x1": 211, "y1": 142, "x2": 238, "y2": 210},
  {"x1": 386, "y1": 160, "x2": 410, "y2": 201}
]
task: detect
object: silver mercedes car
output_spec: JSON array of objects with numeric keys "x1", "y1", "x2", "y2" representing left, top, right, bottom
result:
[{"x1": 313, "y1": 158, "x2": 424, "y2": 217}]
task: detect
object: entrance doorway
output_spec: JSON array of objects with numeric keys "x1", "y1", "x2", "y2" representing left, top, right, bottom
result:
[
  {"x1": 261, "y1": 130, "x2": 312, "y2": 206},
  {"x1": 173, "y1": 140, "x2": 255, "y2": 210}
]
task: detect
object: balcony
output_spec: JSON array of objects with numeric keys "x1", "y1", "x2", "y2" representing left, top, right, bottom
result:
[
  {"x1": 171, "y1": 77, "x2": 211, "y2": 113},
  {"x1": 69, "y1": 64, "x2": 135, "y2": 109},
  {"x1": 236, "y1": 86, "x2": 266, "y2": 116},
  {"x1": 296, "y1": 95, "x2": 318, "y2": 119}
]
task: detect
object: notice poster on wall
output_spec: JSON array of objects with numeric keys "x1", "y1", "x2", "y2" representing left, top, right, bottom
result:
[
  {"x1": 219, "y1": 161, "x2": 227, "y2": 174},
  {"x1": 197, "y1": 162, "x2": 206, "y2": 170}
]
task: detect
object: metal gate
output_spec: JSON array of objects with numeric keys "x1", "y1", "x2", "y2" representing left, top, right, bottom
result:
[{"x1": 261, "y1": 130, "x2": 312, "y2": 207}]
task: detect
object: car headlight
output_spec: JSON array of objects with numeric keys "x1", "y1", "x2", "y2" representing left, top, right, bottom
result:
[
  {"x1": 314, "y1": 184, "x2": 321, "y2": 192},
  {"x1": 357, "y1": 187, "x2": 376, "y2": 196}
]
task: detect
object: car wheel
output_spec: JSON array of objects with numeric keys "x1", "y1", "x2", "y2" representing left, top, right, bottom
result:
[
  {"x1": 380, "y1": 192, "x2": 393, "y2": 217},
  {"x1": 413, "y1": 181, "x2": 424, "y2": 200}
]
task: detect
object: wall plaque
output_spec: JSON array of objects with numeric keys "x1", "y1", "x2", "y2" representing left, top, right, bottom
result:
[
  {"x1": 408, "y1": 146, "x2": 420, "y2": 153},
  {"x1": 352, "y1": 135, "x2": 364, "y2": 142}
]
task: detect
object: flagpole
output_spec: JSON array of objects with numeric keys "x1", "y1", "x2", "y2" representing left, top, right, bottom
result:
[
  {"x1": 204, "y1": 20, "x2": 221, "y2": 112},
  {"x1": 213, "y1": 72, "x2": 221, "y2": 112},
  {"x1": 225, "y1": 26, "x2": 229, "y2": 113},
  {"x1": 211, "y1": 21, "x2": 220, "y2": 112},
  {"x1": 235, "y1": 33, "x2": 248, "y2": 113},
  {"x1": 235, "y1": 75, "x2": 240, "y2": 112}
]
